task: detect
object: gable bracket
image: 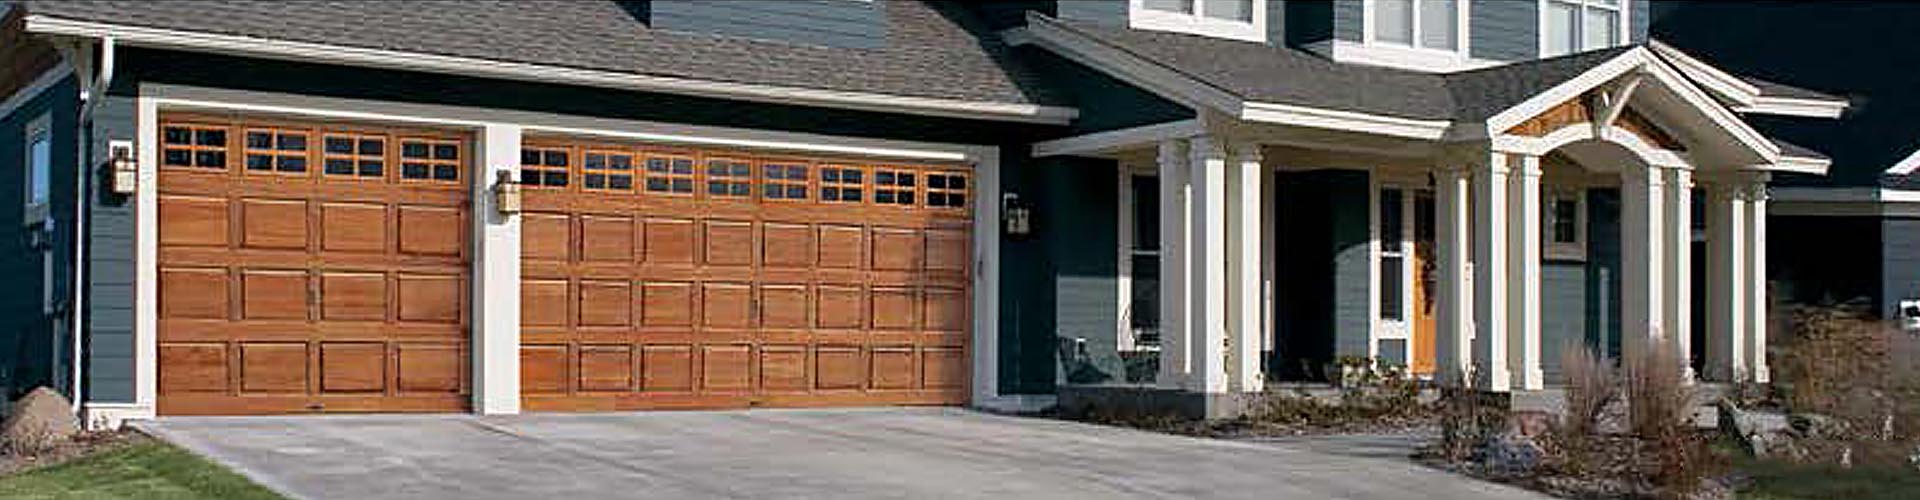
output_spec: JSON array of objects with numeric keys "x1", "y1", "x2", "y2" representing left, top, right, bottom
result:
[{"x1": 1590, "y1": 72, "x2": 1645, "y2": 140}]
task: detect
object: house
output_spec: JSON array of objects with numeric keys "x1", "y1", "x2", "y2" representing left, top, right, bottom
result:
[
  {"x1": 0, "y1": 0, "x2": 1839, "y2": 426},
  {"x1": 1652, "y1": 1, "x2": 1920, "y2": 325}
]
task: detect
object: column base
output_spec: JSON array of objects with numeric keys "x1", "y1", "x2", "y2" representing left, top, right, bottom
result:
[{"x1": 1057, "y1": 385, "x2": 1258, "y2": 420}]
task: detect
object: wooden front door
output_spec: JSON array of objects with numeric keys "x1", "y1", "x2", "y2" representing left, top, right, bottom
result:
[
  {"x1": 1411, "y1": 192, "x2": 1438, "y2": 376},
  {"x1": 517, "y1": 139, "x2": 971, "y2": 411},
  {"x1": 157, "y1": 114, "x2": 471, "y2": 415}
]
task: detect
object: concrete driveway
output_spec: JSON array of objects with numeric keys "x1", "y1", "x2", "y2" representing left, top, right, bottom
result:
[{"x1": 139, "y1": 408, "x2": 1545, "y2": 500}]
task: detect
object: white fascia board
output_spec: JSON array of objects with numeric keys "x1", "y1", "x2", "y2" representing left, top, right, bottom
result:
[
  {"x1": 1735, "y1": 96, "x2": 1848, "y2": 119},
  {"x1": 1773, "y1": 155, "x2": 1832, "y2": 175},
  {"x1": 1030, "y1": 119, "x2": 1205, "y2": 157},
  {"x1": 1886, "y1": 146, "x2": 1920, "y2": 176},
  {"x1": 1238, "y1": 101, "x2": 1451, "y2": 140},
  {"x1": 1647, "y1": 40, "x2": 1760, "y2": 108},
  {"x1": 24, "y1": 16, "x2": 1079, "y2": 125},
  {"x1": 1638, "y1": 57, "x2": 1780, "y2": 162},
  {"x1": 1773, "y1": 187, "x2": 1920, "y2": 204},
  {"x1": 1482, "y1": 50, "x2": 1648, "y2": 133}
]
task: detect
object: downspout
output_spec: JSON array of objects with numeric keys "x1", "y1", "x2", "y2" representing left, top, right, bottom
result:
[{"x1": 70, "y1": 36, "x2": 114, "y2": 414}]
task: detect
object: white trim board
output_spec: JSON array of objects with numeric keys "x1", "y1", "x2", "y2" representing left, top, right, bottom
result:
[
  {"x1": 1884, "y1": 146, "x2": 1920, "y2": 176},
  {"x1": 26, "y1": 16, "x2": 1079, "y2": 126},
  {"x1": 1127, "y1": 0, "x2": 1268, "y2": 43},
  {"x1": 128, "y1": 84, "x2": 1028, "y2": 417},
  {"x1": 1647, "y1": 40, "x2": 1847, "y2": 119}
]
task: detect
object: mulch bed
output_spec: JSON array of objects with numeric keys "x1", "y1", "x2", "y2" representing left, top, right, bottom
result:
[{"x1": 0, "y1": 431, "x2": 144, "y2": 476}]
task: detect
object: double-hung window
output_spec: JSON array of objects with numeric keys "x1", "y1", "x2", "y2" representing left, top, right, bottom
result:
[
  {"x1": 1377, "y1": 187, "x2": 1407, "y2": 321},
  {"x1": 1543, "y1": 188, "x2": 1588, "y2": 260},
  {"x1": 1543, "y1": 0, "x2": 1622, "y2": 57},
  {"x1": 1122, "y1": 173, "x2": 1162, "y2": 349},
  {"x1": 23, "y1": 114, "x2": 50, "y2": 225},
  {"x1": 1370, "y1": 0, "x2": 1461, "y2": 52},
  {"x1": 1131, "y1": 0, "x2": 1264, "y2": 42}
]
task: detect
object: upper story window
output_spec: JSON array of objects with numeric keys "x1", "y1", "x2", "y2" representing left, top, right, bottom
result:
[
  {"x1": 23, "y1": 114, "x2": 50, "y2": 225},
  {"x1": 1130, "y1": 0, "x2": 1265, "y2": 43},
  {"x1": 1369, "y1": 0, "x2": 1463, "y2": 52},
  {"x1": 1543, "y1": 0, "x2": 1623, "y2": 57}
]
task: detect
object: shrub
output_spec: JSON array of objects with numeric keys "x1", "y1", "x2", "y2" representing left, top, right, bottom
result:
[
  {"x1": 1624, "y1": 340, "x2": 1719, "y2": 496},
  {"x1": 1559, "y1": 342, "x2": 1618, "y2": 440}
]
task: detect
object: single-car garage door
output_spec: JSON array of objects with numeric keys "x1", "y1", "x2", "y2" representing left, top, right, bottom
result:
[
  {"x1": 518, "y1": 138, "x2": 971, "y2": 410},
  {"x1": 157, "y1": 113, "x2": 471, "y2": 415}
]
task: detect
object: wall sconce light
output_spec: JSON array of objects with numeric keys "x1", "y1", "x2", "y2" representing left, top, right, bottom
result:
[
  {"x1": 1002, "y1": 192, "x2": 1032, "y2": 238},
  {"x1": 108, "y1": 140, "x2": 136, "y2": 195},
  {"x1": 492, "y1": 169, "x2": 522, "y2": 215}
]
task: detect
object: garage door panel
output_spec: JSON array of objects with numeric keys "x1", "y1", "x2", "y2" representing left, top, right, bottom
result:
[
  {"x1": 522, "y1": 213, "x2": 571, "y2": 261},
  {"x1": 701, "y1": 283, "x2": 752, "y2": 329},
  {"x1": 760, "y1": 345, "x2": 807, "y2": 391},
  {"x1": 926, "y1": 229, "x2": 969, "y2": 274},
  {"x1": 578, "y1": 345, "x2": 634, "y2": 392},
  {"x1": 240, "y1": 342, "x2": 309, "y2": 394},
  {"x1": 160, "y1": 343, "x2": 230, "y2": 394},
  {"x1": 762, "y1": 223, "x2": 813, "y2": 268},
  {"x1": 643, "y1": 218, "x2": 697, "y2": 265},
  {"x1": 396, "y1": 343, "x2": 463, "y2": 393},
  {"x1": 397, "y1": 206, "x2": 462, "y2": 258},
  {"x1": 577, "y1": 280, "x2": 633, "y2": 328},
  {"x1": 642, "y1": 282, "x2": 694, "y2": 327},
  {"x1": 871, "y1": 228, "x2": 924, "y2": 272},
  {"x1": 240, "y1": 199, "x2": 310, "y2": 251},
  {"x1": 703, "y1": 220, "x2": 754, "y2": 267},
  {"x1": 580, "y1": 215, "x2": 635, "y2": 263},
  {"x1": 396, "y1": 274, "x2": 462, "y2": 324},
  {"x1": 701, "y1": 344, "x2": 751, "y2": 392},
  {"x1": 816, "y1": 346, "x2": 864, "y2": 390},
  {"x1": 759, "y1": 285, "x2": 808, "y2": 329},
  {"x1": 870, "y1": 347, "x2": 916, "y2": 389},
  {"x1": 521, "y1": 345, "x2": 569, "y2": 394},
  {"x1": 870, "y1": 288, "x2": 917, "y2": 330},
  {"x1": 641, "y1": 345, "x2": 695, "y2": 392},
  {"x1": 241, "y1": 270, "x2": 309, "y2": 320},
  {"x1": 162, "y1": 268, "x2": 231, "y2": 319},
  {"x1": 321, "y1": 272, "x2": 387, "y2": 321},
  {"x1": 159, "y1": 195, "x2": 231, "y2": 247},
  {"x1": 521, "y1": 279, "x2": 570, "y2": 327},
  {"x1": 922, "y1": 347, "x2": 966, "y2": 389},
  {"x1": 817, "y1": 225, "x2": 864, "y2": 270},
  {"x1": 923, "y1": 288, "x2": 967, "y2": 332},
  {"x1": 817, "y1": 286, "x2": 864, "y2": 330},
  {"x1": 320, "y1": 342, "x2": 387, "y2": 393},
  {"x1": 320, "y1": 202, "x2": 388, "y2": 254}
]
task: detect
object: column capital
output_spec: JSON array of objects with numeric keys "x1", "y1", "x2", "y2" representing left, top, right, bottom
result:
[
  {"x1": 1188, "y1": 134, "x2": 1227, "y2": 159},
  {"x1": 1622, "y1": 164, "x2": 1667, "y2": 185},
  {"x1": 1230, "y1": 141, "x2": 1263, "y2": 163},
  {"x1": 1511, "y1": 154, "x2": 1543, "y2": 178},
  {"x1": 1157, "y1": 139, "x2": 1189, "y2": 164}
]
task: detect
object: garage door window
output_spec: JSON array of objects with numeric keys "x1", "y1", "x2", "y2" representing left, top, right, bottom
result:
[
  {"x1": 645, "y1": 155, "x2": 696, "y2": 194},
  {"x1": 583, "y1": 149, "x2": 635, "y2": 192},
  {"x1": 521, "y1": 147, "x2": 570, "y2": 188},
  {"x1": 706, "y1": 158, "x2": 753, "y2": 198},
  {"x1": 820, "y1": 165, "x2": 864, "y2": 203},
  {"x1": 245, "y1": 129, "x2": 309, "y2": 173},
  {"x1": 873, "y1": 168, "x2": 916, "y2": 206},
  {"x1": 763, "y1": 162, "x2": 809, "y2": 201},
  {"x1": 400, "y1": 138, "x2": 461, "y2": 182},
  {"x1": 926, "y1": 172, "x2": 968, "y2": 209},
  {"x1": 163, "y1": 124, "x2": 229, "y2": 170},
  {"x1": 322, "y1": 134, "x2": 386, "y2": 178}
]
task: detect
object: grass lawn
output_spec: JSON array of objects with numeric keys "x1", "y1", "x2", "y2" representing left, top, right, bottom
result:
[
  {"x1": 0, "y1": 439, "x2": 283, "y2": 500},
  {"x1": 1740, "y1": 459, "x2": 1920, "y2": 500}
]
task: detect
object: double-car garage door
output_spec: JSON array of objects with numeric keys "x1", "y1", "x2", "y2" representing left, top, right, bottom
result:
[{"x1": 155, "y1": 113, "x2": 972, "y2": 415}]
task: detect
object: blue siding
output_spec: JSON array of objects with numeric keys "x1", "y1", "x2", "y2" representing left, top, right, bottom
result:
[
  {"x1": 1630, "y1": 0, "x2": 1649, "y2": 44},
  {"x1": 1471, "y1": 0, "x2": 1538, "y2": 62},
  {"x1": 0, "y1": 75, "x2": 79, "y2": 401},
  {"x1": 1879, "y1": 219, "x2": 1920, "y2": 318},
  {"x1": 1019, "y1": 48, "x2": 1193, "y2": 135},
  {"x1": 1332, "y1": 0, "x2": 1363, "y2": 42},
  {"x1": 1540, "y1": 263, "x2": 1585, "y2": 377},
  {"x1": 1004, "y1": 156, "x2": 1121, "y2": 387},
  {"x1": 1329, "y1": 173, "x2": 1371, "y2": 358},
  {"x1": 648, "y1": 0, "x2": 887, "y2": 49},
  {"x1": 1056, "y1": 0, "x2": 1127, "y2": 25},
  {"x1": 84, "y1": 92, "x2": 138, "y2": 404}
]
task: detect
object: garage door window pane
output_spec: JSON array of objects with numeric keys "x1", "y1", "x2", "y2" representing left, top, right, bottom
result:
[{"x1": 821, "y1": 166, "x2": 863, "y2": 203}]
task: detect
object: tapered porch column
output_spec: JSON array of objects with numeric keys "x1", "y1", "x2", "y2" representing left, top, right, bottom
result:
[
  {"x1": 1187, "y1": 136, "x2": 1230, "y2": 393},
  {"x1": 1507, "y1": 154, "x2": 1544, "y2": 390},
  {"x1": 1664, "y1": 168, "x2": 1695, "y2": 380},
  {"x1": 1156, "y1": 139, "x2": 1192, "y2": 388},
  {"x1": 1621, "y1": 165, "x2": 1667, "y2": 364},
  {"x1": 1472, "y1": 152, "x2": 1512, "y2": 391},
  {"x1": 1745, "y1": 180, "x2": 1771, "y2": 382},
  {"x1": 1436, "y1": 167, "x2": 1473, "y2": 384},
  {"x1": 1227, "y1": 143, "x2": 1265, "y2": 392},
  {"x1": 1704, "y1": 180, "x2": 1749, "y2": 381}
]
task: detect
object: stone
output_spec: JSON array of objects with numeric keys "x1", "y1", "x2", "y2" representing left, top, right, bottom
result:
[
  {"x1": 1507, "y1": 410, "x2": 1553, "y2": 438},
  {"x1": 1, "y1": 387, "x2": 80, "y2": 454},
  {"x1": 1789, "y1": 413, "x2": 1850, "y2": 439},
  {"x1": 1476, "y1": 433, "x2": 1544, "y2": 477}
]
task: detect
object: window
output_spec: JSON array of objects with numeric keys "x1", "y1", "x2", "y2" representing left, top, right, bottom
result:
[
  {"x1": 1370, "y1": 0, "x2": 1461, "y2": 51},
  {"x1": 24, "y1": 115, "x2": 50, "y2": 223},
  {"x1": 244, "y1": 128, "x2": 310, "y2": 174},
  {"x1": 161, "y1": 124, "x2": 228, "y2": 170},
  {"x1": 925, "y1": 171, "x2": 968, "y2": 209},
  {"x1": 399, "y1": 138, "x2": 461, "y2": 182},
  {"x1": 1130, "y1": 0, "x2": 1265, "y2": 42},
  {"x1": 1543, "y1": 188, "x2": 1587, "y2": 260},
  {"x1": 644, "y1": 155, "x2": 695, "y2": 194},
  {"x1": 1377, "y1": 188, "x2": 1406, "y2": 321},
  {"x1": 521, "y1": 147, "x2": 571, "y2": 188},
  {"x1": 322, "y1": 133, "x2": 386, "y2": 178},
  {"x1": 704, "y1": 158, "x2": 752, "y2": 198},
  {"x1": 583, "y1": 149, "x2": 636, "y2": 192},
  {"x1": 1126, "y1": 174, "x2": 1161, "y2": 348},
  {"x1": 1543, "y1": 0, "x2": 1621, "y2": 57},
  {"x1": 873, "y1": 168, "x2": 916, "y2": 206},
  {"x1": 819, "y1": 165, "x2": 864, "y2": 203},
  {"x1": 762, "y1": 162, "x2": 810, "y2": 201}
]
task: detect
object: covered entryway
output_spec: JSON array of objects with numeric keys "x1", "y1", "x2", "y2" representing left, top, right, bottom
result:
[
  {"x1": 156, "y1": 113, "x2": 472, "y2": 415},
  {"x1": 516, "y1": 138, "x2": 972, "y2": 411}
]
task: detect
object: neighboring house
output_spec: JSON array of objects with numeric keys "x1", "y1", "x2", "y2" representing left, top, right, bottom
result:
[
  {"x1": 0, "y1": 0, "x2": 1837, "y2": 425},
  {"x1": 1653, "y1": 1, "x2": 1920, "y2": 323}
]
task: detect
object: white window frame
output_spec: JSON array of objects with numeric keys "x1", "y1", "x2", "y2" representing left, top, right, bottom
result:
[
  {"x1": 1370, "y1": 178, "x2": 1419, "y2": 361},
  {"x1": 1117, "y1": 166, "x2": 1162, "y2": 352},
  {"x1": 1129, "y1": 0, "x2": 1267, "y2": 43},
  {"x1": 1538, "y1": 0, "x2": 1629, "y2": 58},
  {"x1": 1362, "y1": 0, "x2": 1470, "y2": 54},
  {"x1": 1543, "y1": 187, "x2": 1588, "y2": 261},
  {"x1": 23, "y1": 113, "x2": 51, "y2": 226}
]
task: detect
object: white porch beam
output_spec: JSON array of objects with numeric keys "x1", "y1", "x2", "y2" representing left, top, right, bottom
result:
[
  {"x1": 1472, "y1": 153, "x2": 1512, "y2": 391},
  {"x1": 472, "y1": 123, "x2": 523, "y2": 415},
  {"x1": 1621, "y1": 165, "x2": 1667, "y2": 364},
  {"x1": 1156, "y1": 139, "x2": 1193, "y2": 389},
  {"x1": 1228, "y1": 143, "x2": 1265, "y2": 392},
  {"x1": 1188, "y1": 136, "x2": 1231, "y2": 393},
  {"x1": 1664, "y1": 168, "x2": 1696, "y2": 380},
  {"x1": 1705, "y1": 182, "x2": 1749, "y2": 381},
  {"x1": 1746, "y1": 180, "x2": 1771, "y2": 383},
  {"x1": 1506, "y1": 154, "x2": 1544, "y2": 390},
  {"x1": 1436, "y1": 168, "x2": 1474, "y2": 384}
]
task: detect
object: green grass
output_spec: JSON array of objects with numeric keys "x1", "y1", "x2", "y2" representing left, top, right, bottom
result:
[
  {"x1": 1739, "y1": 459, "x2": 1920, "y2": 500},
  {"x1": 0, "y1": 440, "x2": 283, "y2": 500}
]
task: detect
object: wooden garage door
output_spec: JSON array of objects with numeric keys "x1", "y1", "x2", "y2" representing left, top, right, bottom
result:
[
  {"x1": 518, "y1": 138, "x2": 971, "y2": 410},
  {"x1": 156, "y1": 113, "x2": 470, "y2": 415}
]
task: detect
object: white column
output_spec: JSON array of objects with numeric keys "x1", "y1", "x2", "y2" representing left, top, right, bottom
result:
[
  {"x1": 1436, "y1": 167, "x2": 1473, "y2": 384},
  {"x1": 1746, "y1": 180, "x2": 1771, "y2": 383},
  {"x1": 1664, "y1": 168, "x2": 1695, "y2": 380},
  {"x1": 1156, "y1": 140, "x2": 1192, "y2": 388},
  {"x1": 1472, "y1": 153, "x2": 1512, "y2": 391},
  {"x1": 1507, "y1": 154, "x2": 1543, "y2": 390},
  {"x1": 473, "y1": 124, "x2": 523, "y2": 415},
  {"x1": 1227, "y1": 143, "x2": 1265, "y2": 392},
  {"x1": 1188, "y1": 136, "x2": 1230, "y2": 393},
  {"x1": 1261, "y1": 162, "x2": 1277, "y2": 357},
  {"x1": 1620, "y1": 165, "x2": 1666, "y2": 364},
  {"x1": 1704, "y1": 182, "x2": 1748, "y2": 381}
]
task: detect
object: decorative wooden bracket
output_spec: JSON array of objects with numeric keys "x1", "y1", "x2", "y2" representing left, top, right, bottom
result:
[{"x1": 1590, "y1": 72, "x2": 1646, "y2": 140}]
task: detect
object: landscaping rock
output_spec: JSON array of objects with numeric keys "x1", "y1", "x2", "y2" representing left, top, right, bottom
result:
[
  {"x1": 1788, "y1": 413, "x2": 1849, "y2": 439},
  {"x1": 1, "y1": 387, "x2": 79, "y2": 454},
  {"x1": 1507, "y1": 410, "x2": 1553, "y2": 438},
  {"x1": 1476, "y1": 433, "x2": 1544, "y2": 477},
  {"x1": 1719, "y1": 400, "x2": 1790, "y2": 458}
]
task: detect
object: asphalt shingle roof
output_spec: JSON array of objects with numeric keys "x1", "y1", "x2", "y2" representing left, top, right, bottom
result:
[{"x1": 18, "y1": 0, "x2": 1066, "y2": 107}]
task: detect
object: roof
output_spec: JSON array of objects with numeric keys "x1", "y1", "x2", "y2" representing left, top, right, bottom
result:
[
  {"x1": 1774, "y1": 137, "x2": 1828, "y2": 160},
  {"x1": 1049, "y1": 18, "x2": 1633, "y2": 123},
  {"x1": 16, "y1": 0, "x2": 1066, "y2": 109}
]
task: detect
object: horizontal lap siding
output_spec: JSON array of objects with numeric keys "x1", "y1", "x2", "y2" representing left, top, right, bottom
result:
[
  {"x1": 0, "y1": 74, "x2": 79, "y2": 400},
  {"x1": 1471, "y1": 0, "x2": 1538, "y2": 62},
  {"x1": 87, "y1": 94, "x2": 138, "y2": 403}
]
